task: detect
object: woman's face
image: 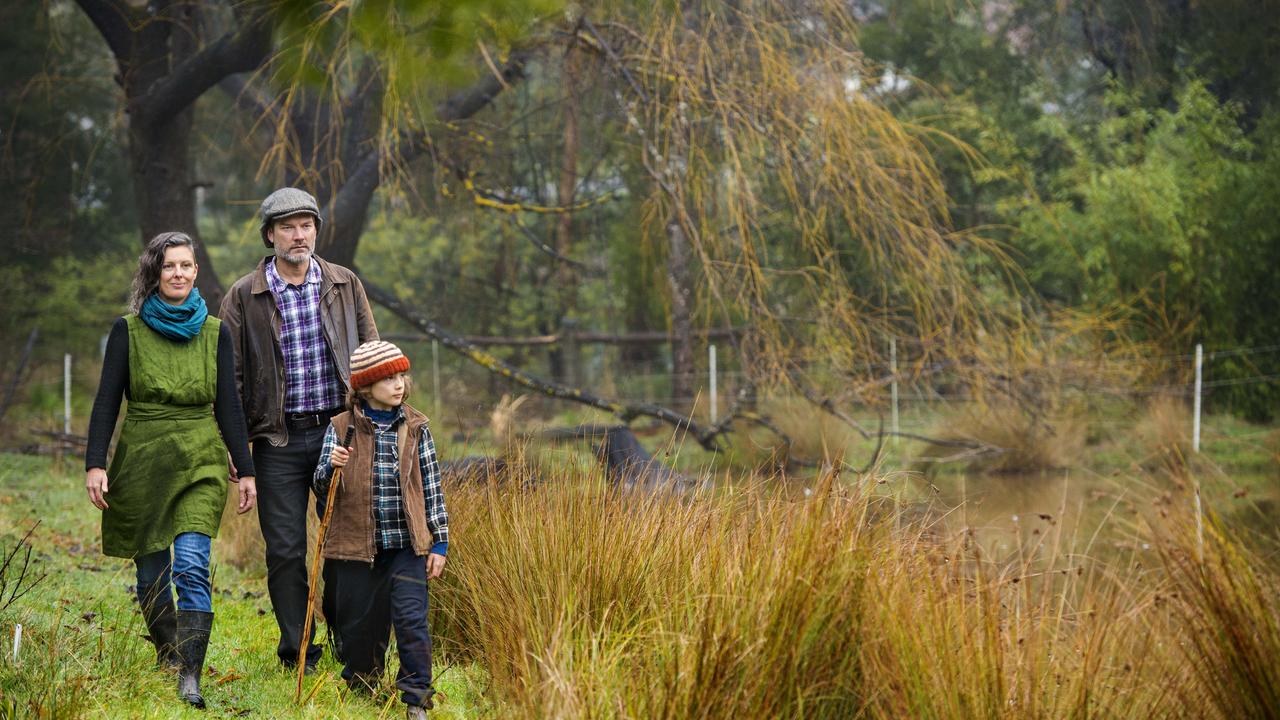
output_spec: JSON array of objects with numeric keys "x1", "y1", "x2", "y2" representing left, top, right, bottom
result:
[{"x1": 158, "y1": 245, "x2": 198, "y2": 305}]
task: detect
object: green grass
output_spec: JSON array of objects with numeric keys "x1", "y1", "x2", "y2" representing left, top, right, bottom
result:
[
  {"x1": 3, "y1": 395, "x2": 1278, "y2": 719},
  {"x1": 0, "y1": 453, "x2": 487, "y2": 719}
]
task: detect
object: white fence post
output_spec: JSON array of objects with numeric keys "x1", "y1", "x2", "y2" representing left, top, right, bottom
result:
[
  {"x1": 890, "y1": 338, "x2": 899, "y2": 445},
  {"x1": 709, "y1": 344, "x2": 718, "y2": 425},
  {"x1": 1193, "y1": 343, "x2": 1203, "y2": 453},
  {"x1": 63, "y1": 353, "x2": 72, "y2": 435},
  {"x1": 12, "y1": 623, "x2": 21, "y2": 663}
]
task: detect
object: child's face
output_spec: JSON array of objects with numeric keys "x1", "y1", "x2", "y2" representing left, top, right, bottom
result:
[{"x1": 365, "y1": 372, "x2": 407, "y2": 411}]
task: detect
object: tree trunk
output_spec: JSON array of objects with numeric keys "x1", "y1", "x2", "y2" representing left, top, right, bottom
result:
[
  {"x1": 666, "y1": 218, "x2": 695, "y2": 409},
  {"x1": 128, "y1": 107, "x2": 222, "y2": 306},
  {"x1": 549, "y1": 47, "x2": 581, "y2": 383},
  {"x1": 75, "y1": 0, "x2": 273, "y2": 310}
]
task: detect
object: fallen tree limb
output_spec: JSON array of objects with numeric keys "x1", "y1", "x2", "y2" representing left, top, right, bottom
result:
[
  {"x1": 795, "y1": 380, "x2": 987, "y2": 450},
  {"x1": 535, "y1": 424, "x2": 701, "y2": 492},
  {"x1": 359, "y1": 274, "x2": 725, "y2": 451}
]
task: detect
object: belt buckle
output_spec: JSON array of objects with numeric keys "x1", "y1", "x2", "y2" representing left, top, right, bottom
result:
[{"x1": 287, "y1": 408, "x2": 335, "y2": 429}]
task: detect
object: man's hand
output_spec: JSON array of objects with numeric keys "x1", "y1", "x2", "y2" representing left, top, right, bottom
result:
[
  {"x1": 86, "y1": 467, "x2": 109, "y2": 510},
  {"x1": 237, "y1": 476, "x2": 258, "y2": 514},
  {"x1": 426, "y1": 553, "x2": 446, "y2": 580},
  {"x1": 330, "y1": 445, "x2": 350, "y2": 469}
]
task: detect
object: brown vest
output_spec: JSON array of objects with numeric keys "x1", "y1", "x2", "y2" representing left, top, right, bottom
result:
[{"x1": 323, "y1": 403, "x2": 434, "y2": 562}]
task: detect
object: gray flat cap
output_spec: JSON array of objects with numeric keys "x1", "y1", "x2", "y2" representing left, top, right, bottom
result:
[{"x1": 259, "y1": 187, "x2": 323, "y2": 247}]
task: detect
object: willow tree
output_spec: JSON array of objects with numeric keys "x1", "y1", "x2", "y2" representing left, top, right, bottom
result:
[
  {"x1": 228, "y1": 0, "x2": 1074, "y2": 451},
  {"x1": 576, "y1": 1, "x2": 1040, "y2": 439}
]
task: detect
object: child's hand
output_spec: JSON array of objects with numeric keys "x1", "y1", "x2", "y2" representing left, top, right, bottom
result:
[
  {"x1": 426, "y1": 553, "x2": 446, "y2": 580},
  {"x1": 330, "y1": 445, "x2": 350, "y2": 469}
]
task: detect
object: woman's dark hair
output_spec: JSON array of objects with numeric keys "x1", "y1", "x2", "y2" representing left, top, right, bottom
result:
[{"x1": 129, "y1": 232, "x2": 197, "y2": 312}]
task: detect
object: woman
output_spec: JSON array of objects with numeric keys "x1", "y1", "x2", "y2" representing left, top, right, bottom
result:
[{"x1": 85, "y1": 232, "x2": 257, "y2": 709}]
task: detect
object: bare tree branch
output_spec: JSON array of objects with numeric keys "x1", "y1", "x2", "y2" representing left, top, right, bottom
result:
[
  {"x1": 359, "y1": 274, "x2": 726, "y2": 451},
  {"x1": 72, "y1": 0, "x2": 133, "y2": 70},
  {"x1": 133, "y1": 1, "x2": 273, "y2": 130},
  {"x1": 324, "y1": 46, "x2": 539, "y2": 264},
  {"x1": 795, "y1": 380, "x2": 984, "y2": 449},
  {"x1": 219, "y1": 73, "x2": 282, "y2": 128}
]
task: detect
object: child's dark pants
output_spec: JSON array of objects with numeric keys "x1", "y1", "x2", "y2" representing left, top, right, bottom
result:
[{"x1": 328, "y1": 546, "x2": 434, "y2": 708}]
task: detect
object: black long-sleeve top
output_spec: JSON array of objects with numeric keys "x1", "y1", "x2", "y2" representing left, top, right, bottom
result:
[{"x1": 86, "y1": 317, "x2": 256, "y2": 476}]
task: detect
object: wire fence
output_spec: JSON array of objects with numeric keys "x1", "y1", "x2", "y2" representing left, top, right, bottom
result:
[{"x1": 2, "y1": 337, "x2": 1277, "y2": 455}]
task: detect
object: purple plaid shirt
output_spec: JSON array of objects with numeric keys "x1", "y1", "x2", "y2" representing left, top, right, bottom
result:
[{"x1": 266, "y1": 259, "x2": 343, "y2": 413}]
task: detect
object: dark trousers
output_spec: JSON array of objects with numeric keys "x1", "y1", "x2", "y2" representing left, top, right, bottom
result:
[
  {"x1": 329, "y1": 547, "x2": 434, "y2": 708},
  {"x1": 253, "y1": 423, "x2": 332, "y2": 666}
]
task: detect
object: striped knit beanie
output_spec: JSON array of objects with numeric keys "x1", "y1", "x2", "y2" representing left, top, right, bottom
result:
[{"x1": 349, "y1": 341, "x2": 411, "y2": 389}]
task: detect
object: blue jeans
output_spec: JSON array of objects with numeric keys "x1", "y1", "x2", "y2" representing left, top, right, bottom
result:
[{"x1": 134, "y1": 532, "x2": 213, "y2": 612}]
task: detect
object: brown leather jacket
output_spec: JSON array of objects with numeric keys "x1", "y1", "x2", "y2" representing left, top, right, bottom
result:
[
  {"x1": 218, "y1": 256, "x2": 378, "y2": 446},
  {"x1": 323, "y1": 404, "x2": 436, "y2": 562}
]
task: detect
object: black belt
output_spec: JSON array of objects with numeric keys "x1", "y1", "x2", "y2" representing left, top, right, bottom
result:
[{"x1": 284, "y1": 407, "x2": 341, "y2": 430}]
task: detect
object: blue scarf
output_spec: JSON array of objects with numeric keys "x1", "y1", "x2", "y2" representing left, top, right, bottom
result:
[{"x1": 140, "y1": 287, "x2": 208, "y2": 341}]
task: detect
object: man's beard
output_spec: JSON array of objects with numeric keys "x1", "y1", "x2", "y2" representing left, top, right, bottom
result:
[{"x1": 277, "y1": 246, "x2": 312, "y2": 265}]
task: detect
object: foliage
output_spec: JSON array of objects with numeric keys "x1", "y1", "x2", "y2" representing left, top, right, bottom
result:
[
  {"x1": 0, "y1": 523, "x2": 45, "y2": 623},
  {"x1": 3, "y1": 0, "x2": 1279, "y2": 428},
  {"x1": 0, "y1": 0, "x2": 136, "y2": 265},
  {"x1": 1005, "y1": 81, "x2": 1280, "y2": 419}
]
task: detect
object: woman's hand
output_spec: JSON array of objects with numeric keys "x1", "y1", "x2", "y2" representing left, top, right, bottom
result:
[
  {"x1": 86, "y1": 468, "x2": 109, "y2": 510},
  {"x1": 426, "y1": 552, "x2": 446, "y2": 580},
  {"x1": 330, "y1": 445, "x2": 350, "y2": 469},
  {"x1": 236, "y1": 476, "x2": 258, "y2": 514}
]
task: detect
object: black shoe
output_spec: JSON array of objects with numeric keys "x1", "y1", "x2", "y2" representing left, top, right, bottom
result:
[
  {"x1": 136, "y1": 581, "x2": 180, "y2": 670},
  {"x1": 176, "y1": 610, "x2": 213, "y2": 709},
  {"x1": 281, "y1": 658, "x2": 318, "y2": 676}
]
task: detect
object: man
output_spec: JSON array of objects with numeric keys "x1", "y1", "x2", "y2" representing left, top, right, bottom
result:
[{"x1": 219, "y1": 187, "x2": 378, "y2": 671}]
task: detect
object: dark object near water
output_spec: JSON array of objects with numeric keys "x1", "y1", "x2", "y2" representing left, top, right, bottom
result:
[
  {"x1": 539, "y1": 424, "x2": 702, "y2": 493},
  {"x1": 441, "y1": 456, "x2": 509, "y2": 483},
  {"x1": 595, "y1": 426, "x2": 695, "y2": 492}
]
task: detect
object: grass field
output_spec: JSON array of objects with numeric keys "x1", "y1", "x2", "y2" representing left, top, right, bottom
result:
[
  {"x1": 0, "y1": 453, "x2": 487, "y2": 719},
  {"x1": 1, "y1": 402, "x2": 1277, "y2": 718}
]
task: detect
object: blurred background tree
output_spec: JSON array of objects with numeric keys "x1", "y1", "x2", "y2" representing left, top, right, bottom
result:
[{"x1": 2, "y1": 0, "x2": 1276, "y2": 434}]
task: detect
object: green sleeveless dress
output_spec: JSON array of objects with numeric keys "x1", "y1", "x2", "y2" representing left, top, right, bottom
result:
[{"x1": 101, "y1": 314, "x2": 229, "y2": 558}]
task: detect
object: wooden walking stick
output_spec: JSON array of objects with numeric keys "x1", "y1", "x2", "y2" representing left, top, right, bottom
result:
[{"x1": 296, "y1": 425, "x2": 356, "y2": 703}]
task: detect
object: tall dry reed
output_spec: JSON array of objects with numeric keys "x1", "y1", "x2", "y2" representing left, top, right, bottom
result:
[
  {"x1": 426, "y1": 459, "x2": 1279, "y2": 718},
  {"x1": 1151, "y1": 511, "x2": 1280, "y2": 719}
]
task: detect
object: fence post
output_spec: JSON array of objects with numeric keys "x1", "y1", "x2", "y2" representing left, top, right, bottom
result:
[
  {"x1": 12, "y1": 624, "x2": 20, "y2": 663},
  {"x1": 890, "y1": 338, "x2": 899, "y2": 445},
  {"x1": 709, "y1": 344, "x2": 718, "y2": 424},
  {"x1": 63, "y1": 353, "x2": 72, "y2": 435},
  {"x1": 431, "y1": 340, "x2": 441, "y2": 421},
  {"x1": 1193, "y1": 343, "x2": 1202, "y2": 453}
]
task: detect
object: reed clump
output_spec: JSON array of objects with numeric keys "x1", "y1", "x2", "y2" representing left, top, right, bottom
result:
[
  {"x1": 1151, "y1": 511, "x2": 1280, "y2": 719},
  {"x1": 425, "y1": 459, "x2": 1280, "y2": 719},
  {"x1": 1133, "y1": 396, "x2": 1194, "y2": 479},
  {"x1": 921, "y1": 403, "x2": 1086, "y2": 474}
]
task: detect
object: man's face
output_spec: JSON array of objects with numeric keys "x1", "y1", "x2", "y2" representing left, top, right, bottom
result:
[{"x1": 268, "y1": 213, "x2": 317, "y2": 266}]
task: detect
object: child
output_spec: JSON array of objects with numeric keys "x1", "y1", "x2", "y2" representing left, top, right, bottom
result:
[{"x1": 313, "y1": 340, "x2": 448, "y2": 719}]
